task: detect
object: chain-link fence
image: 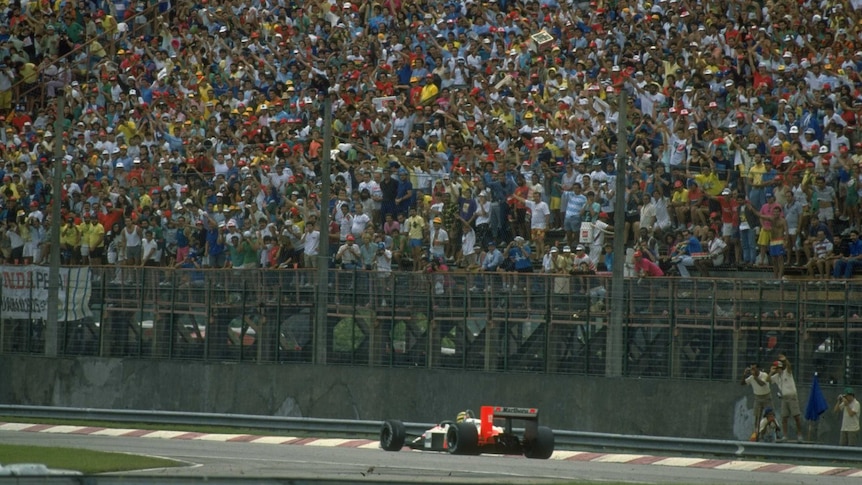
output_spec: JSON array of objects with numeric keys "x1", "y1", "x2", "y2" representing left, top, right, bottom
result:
[{"x1": 2, "y1": 266, "x2": 861, "y2": 385}]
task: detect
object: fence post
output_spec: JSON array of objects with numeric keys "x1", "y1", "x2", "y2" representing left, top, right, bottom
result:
[
  {"x1": 168, "y1": 268, "x2": 177, "y2": 360},
  {"x1": 669, "y1": 279, "x2": 678, "y2": 377},
  {"x1": 709, "y1": 279, "x2": 716, "y2": 380},
  {"x1": 239, "y1": 279, "x2": 247, "y2": 362}
]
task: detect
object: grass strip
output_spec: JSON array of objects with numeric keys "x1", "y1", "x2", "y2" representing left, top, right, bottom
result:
[{"x1": 0, "y1": 443, "x2": 181, "y2": 474}]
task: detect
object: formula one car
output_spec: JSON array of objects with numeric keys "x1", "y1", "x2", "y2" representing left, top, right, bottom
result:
[{"x1": 379, "y1": 406, "x2": 554, "y2": 459}]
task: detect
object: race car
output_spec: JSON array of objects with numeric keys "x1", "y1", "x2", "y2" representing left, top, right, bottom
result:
[{"x1": 379, "y1": 406, "x2": 554, "y2": 459}]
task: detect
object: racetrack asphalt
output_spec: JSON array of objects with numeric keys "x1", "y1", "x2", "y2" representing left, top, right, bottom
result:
[{"x1": 0, "y1": 422, "x2": 860, "y2": 484}]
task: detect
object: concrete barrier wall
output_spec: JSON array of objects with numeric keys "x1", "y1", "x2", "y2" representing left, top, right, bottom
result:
[{"x1": 0, "y1": 355, "x2": 844, "y2": 444}]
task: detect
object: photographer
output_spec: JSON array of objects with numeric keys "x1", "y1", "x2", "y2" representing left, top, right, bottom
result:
[
  {"x1": 769, "y1": 354, "x2": 803, "y2": 442},
  {"x1": 6, "y1": 218, "x2": 24, "y2": 263},
  {"x1": 741, "y1": 363, "x2": 773, "y2": 441},
  {"x1": 757, "y1": 408, "x2": 783, "y2": 443},
  {"x1": 834, "y1": 388, "x2": 860, "y2": 446},
  {"x1": 373, "y1": 242, "x2": 392, "y2": 306}
]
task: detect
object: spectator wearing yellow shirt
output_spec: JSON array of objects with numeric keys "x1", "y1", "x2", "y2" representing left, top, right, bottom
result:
[
  {"x1": 405, "y1": 207, "x2": 426, "y2": 271},
  {"x1": 1, "y1": 175, "x2": 21, "y2": 200},
  {"x1": 747, "y1": 157, "x2": 769, "y2": 211},
  {"x1": 100, "y1": 13, "x2": 119, "y2": 40},
  {"x1": 89, "y1": 40, "x2": 108, "y2": 67},
  {"x1": 689, "y1": 164, "x2": 725, "y2": 197},
  {"x1": 78, "y1": 212, "x2": 106, "y2": 265},
  {"x1": 419, "y1": 74, "x2": 439, "y2": 105},
  {"x1": 139, "y1": 190, "x2": 153, "y2": 208},
  {"x1": 670, "y1": 180, "x2": 690, "y2": 229},
  {"x1": 18, "y1": 60, "x2": 38, "y2": 111},
  {"x1": 60, "y1": 216, "x2": 82, "y2": 264}
]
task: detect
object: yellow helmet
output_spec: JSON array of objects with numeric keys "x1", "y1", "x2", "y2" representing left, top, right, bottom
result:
[{"x1": 456, "y1": 411, "x2": 468, "y2": 423}]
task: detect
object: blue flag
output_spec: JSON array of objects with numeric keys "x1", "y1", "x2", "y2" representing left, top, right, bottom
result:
[{"x1": 804, "y1": 374, "x2": 829, "y2": 422}]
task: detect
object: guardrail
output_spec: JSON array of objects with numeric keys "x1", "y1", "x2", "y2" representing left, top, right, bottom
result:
[{"x1": 1, "y1": 405, "x2": 861, "y2": 463}]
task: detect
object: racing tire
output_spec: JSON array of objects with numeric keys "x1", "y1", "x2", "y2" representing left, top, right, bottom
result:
[
  {"x1": 524, "y1": 426, "x2": 555, "y2": 459},
  {"x1": 446, "y1": 422, "x2": 479, "y2": 455},
  {"x1": 380, "y1": 419, "x2": 406, "y2": 451}
]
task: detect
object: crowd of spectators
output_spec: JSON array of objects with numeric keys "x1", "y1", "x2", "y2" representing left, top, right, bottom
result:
[{"x1": 1, "y1": 0, "x2": 862, "y2": 284}]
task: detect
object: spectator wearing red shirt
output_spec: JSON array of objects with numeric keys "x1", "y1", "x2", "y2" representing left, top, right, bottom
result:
[
  {"x1": 633, "y1": 251, "x2": 664, "y2": 277},
  {"x1": 98, "y1": 201, "x2": 123, "y2": 232},
  {"x1": 510, "y1": 174, "x2": 530, "y2": 239},
  {"x1": 752, "y1": 63, "x2": 774, "y2": 91}
]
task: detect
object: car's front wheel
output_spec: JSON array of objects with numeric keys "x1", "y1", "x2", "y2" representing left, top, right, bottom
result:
[
  {"x1": 446, "y1": 422, "x2": 479, "y2": 455},
  {"x1": 380, "y1": 419, "x2": 406, "y2": 451}
]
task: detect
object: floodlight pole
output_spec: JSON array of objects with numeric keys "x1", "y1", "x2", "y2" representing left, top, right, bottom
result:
[
  {"x1": 606, "y1": 88, "x2": 627, "y2": 377},
  {"x1": 46, "y1": 94, "x2": 65, "y2": 356},
  {"x1": 314, "y1": 94, "x2": 333, "y2": 364}
]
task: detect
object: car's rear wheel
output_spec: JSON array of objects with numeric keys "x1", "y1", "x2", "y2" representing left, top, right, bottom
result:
[
  {"x1": 524, "y1": 425, "x2": 555, "y2": 459},
  {"x1": 446, "y1": 422, "x2": 479, "y2": 455},
  {"x1": 380, "y1": 419, "x2": 406, "y2": 451}
]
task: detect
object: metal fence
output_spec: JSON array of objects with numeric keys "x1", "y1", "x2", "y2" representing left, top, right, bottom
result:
[{"x1": 2, "y1": 266, "x2": 861, "y2": 385}]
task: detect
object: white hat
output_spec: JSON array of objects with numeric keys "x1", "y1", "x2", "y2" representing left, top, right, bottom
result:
[
  {"x1": 819, "y1": 145, "x2": 829, "y2": 153},
  {"x1": 789, "y1": 126, "x2": 799, "y2": 133},
  {"x1": 581, "y1": 142, "x2": 590, "y2": 149}
]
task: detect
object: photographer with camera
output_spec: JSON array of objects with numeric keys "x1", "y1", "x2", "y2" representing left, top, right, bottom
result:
[
  {"x1": 769, "y1": 354, "x2": 803, "y2": 442},
  {"x1": 834, "y1": 388, "x2": 860, "y2": 446},
  {"x1": 741, "y1": 363, "x2": 773, "y2": 441}
]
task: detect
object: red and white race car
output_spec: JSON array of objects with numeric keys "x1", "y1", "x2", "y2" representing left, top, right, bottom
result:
[{"x1": 379, "y1": 406, "x2": 554, "y2": 459}]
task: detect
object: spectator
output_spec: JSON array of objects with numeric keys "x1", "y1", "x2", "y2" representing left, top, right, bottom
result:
[
  {"x1": 769, "y1": 354, "x2": 804, "y2": 443},
  {"x1": 0, "y1": 0, "x2": 860, "y2": 292},
  {"x1": 633, "y1": 250, "x2": 663, "y2": 278},
  {"x1": 835, "y1": 388, "x2": 860, "y2": 447},
  {"x1": 833, "y1": 230, "x2": 862, "y2": 279}
]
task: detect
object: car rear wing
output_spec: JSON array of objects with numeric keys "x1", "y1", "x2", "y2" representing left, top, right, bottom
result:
[
  {"x1": 480, "y1": 406, "x2": 539, "y2": 437},
  {"x1": 484, "y1": 406, "x2": 540, "y2": 420}
]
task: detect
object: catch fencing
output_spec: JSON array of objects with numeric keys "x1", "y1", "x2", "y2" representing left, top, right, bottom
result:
[{"x1": 1, "y1": 265, "x2": 860, "y2": 385}]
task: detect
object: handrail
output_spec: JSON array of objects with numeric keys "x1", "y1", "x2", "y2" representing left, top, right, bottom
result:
[
  {"x1": 1, "y1": 405, "x2": 861, "y2": 463},
  {"x1": 14, "y1": 3, "x2": 163, "y2": 110}
]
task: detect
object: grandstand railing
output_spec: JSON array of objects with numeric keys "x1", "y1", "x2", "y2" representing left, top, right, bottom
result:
[{"x1": 1, "y1": 266, "x2": 860, "y2": 385}]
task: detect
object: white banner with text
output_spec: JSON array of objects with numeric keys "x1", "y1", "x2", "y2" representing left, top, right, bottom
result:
[{"x1": 1, "y1": 266, "x2": 93, "y2": 321}]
